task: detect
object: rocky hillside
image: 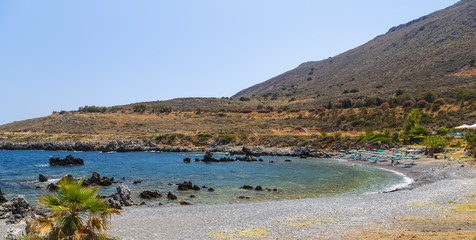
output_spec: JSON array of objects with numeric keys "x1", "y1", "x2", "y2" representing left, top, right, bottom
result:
[{"x1": 233, "y1": 0, "x2": 476, "y2": 102}]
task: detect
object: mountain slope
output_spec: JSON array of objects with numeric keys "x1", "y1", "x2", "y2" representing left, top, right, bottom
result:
[{"x1": 233, "y1": 0, "x2": 476, "y2": 101}]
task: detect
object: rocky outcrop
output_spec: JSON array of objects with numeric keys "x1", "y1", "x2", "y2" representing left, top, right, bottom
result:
[
  {"x1": 0, "y1": 196, "x2": 35, "y2": 224},
  {"x1": 104, "y1": 184, "x2": 134, "y2": 209},
  {"x1": 49, "y1": 154, "x2": 84, "y2": 166},
  {"x1": 82, "y1": 172, "x2": 114, "y2": 187},
  {"x1": 0, "y1": 140, "x2": 340, "y2": 158}
]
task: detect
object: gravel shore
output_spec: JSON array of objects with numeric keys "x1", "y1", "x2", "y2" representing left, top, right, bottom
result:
[
  {"x1": 1, "y1": 157, "x2": 474, "y2": 239},
  {"x1": 108, "y1": 158, "x2": 476, "y2": 239}
]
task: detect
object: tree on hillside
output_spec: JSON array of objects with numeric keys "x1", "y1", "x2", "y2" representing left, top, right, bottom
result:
[
  {"x1": 423, "y1": 135, "x2": 449, "y2": 156},
  {"x1": 29, "y1": 176, "x2": 121, "y2": 239},
  {"x1": 405, "y1": 109, "x2": 422, "y2": 134}
]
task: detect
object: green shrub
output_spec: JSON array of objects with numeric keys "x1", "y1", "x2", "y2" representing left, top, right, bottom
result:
[
  {"x1": 219, "y1": 134, "x2": 235, "y2": 144},
  {"x1": 133, "y1": 103, "x2": 149, "y2": 113}
]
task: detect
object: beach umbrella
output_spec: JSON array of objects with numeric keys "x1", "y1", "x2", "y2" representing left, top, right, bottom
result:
[{"x1": 466, "y1": 123, "x2": 476, "y2": 129}]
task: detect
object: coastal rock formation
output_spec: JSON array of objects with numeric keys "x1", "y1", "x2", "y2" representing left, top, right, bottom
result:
[
  {"x1": 140, "y1": 191, "x2": 162, "y2": 199},
  {"x1": 0, "y1": 140, "x2": 339, "y2": 159},
  {"x1": 183, "y1": 157, "x2": 191, "y2": 163},
  {"x1": 0, "y1": 188, "x2": 6, "y2": 203},
  {"x1": 82, "y1": 172, "x2": 114, "y2": 187},
  {"x1": 104, "y1": 184, "x2": 134, "y2": 209},
  {"x1": 242, "y1": 185, "x2": 254, "y2": 190},
  {"x1": 49, "y1": 154, "x2": 84, "y2": 166},
  {"x1": 38, "y1": 174, "x2": 48, "y2": 182},
  {"x1": 0, "y1": 196, "x2": 34, "y2": 224}
]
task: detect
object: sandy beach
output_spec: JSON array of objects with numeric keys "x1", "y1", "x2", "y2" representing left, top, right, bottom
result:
[{"x1": 108, "y1": 157, "x2": 476, "y2": 240}]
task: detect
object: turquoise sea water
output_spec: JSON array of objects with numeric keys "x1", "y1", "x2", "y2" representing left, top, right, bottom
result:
[{"x1": 0, "y1": 150, "x2": 409, "y2": 205}]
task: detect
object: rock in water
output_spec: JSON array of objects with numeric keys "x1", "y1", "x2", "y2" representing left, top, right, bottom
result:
[
  {"x1": 140, "y1": 191, "x2": 162, "y2": 199},
  {"x1": 167, "y1": 192, "x2": 177, "y2": 200},
  {"x1": 46, "y1": 183, "x2": 59, "y2": 192},
  {"x1": 0, "y1": 188, "x2": 6, "y2": 203},
  {"x1": 38, "y1": 174, "x2": 48, "y2": 182},
  {"x1": 49, "y1": 154, "x2": 84, "y2": 166}
]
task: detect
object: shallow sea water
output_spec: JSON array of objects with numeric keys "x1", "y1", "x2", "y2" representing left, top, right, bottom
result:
[{"x1": 0, "y1": 150, "x2": 409, "y2": 205}]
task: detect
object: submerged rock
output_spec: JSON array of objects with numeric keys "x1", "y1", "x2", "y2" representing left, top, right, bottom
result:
[
  {"x1": 242, "y1": 185, "x2": 254, "y2": 190},
  {"x1": 49, "y1": 154, "x2": 84, "y2": 166}
]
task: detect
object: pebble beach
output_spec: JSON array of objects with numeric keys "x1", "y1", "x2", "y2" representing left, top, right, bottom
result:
[{"x1": 108, "y1": 157, "x2": 476, "y2": 239}]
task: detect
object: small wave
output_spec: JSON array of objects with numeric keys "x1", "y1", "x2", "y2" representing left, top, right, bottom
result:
[
  {"x1": 377, "y1": 167, "x2": 413, "y2": 193},
  {"x1": 34, "y1": 164, "x2": 49, "y2": 168}
]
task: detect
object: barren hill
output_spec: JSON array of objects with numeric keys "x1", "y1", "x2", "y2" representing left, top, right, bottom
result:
[{"x1": 233, "y1": 0, "x2": 476, "y2": 102}]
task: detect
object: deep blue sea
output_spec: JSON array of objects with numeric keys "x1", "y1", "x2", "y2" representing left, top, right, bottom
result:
[{"x1": 0, "y1": 150, "x2": 410, "y2": 205}]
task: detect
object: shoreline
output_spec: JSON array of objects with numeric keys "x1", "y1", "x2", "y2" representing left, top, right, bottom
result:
[
  {"x1": 106, "y1": 156, "x2": 475, "y2": 239},
  {"x1": 1, "y1": 153, "x2": 474, "y2": 239}
]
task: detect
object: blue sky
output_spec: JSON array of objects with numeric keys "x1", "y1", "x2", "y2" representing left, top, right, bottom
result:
[{"x1": 0, "y1": 0, "x2": 459, "y2": 125}]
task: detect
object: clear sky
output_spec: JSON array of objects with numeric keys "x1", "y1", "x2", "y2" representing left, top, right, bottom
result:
[{"x1": 0, "y1": 0, "x2": 459, "y2": 125}]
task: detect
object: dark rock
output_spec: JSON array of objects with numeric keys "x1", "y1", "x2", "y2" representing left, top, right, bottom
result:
[
  {"x1": 193, "y1": 185, "x2": 200, "y2": 191},
  {"x1": 203, "y1": 152, "x2": 216, "y2": 162},
  {"x1": 242, "y1": 185, "x2": 254, "y2": 190},
  {"x1": 49, "y1": 154, "x2": 84, "y2": 166},
  {"x1": 183, "y1": 157, "x2": 191, "y2": 163},
  {"x1": 167, "y1": 192, "x2": 177, "y2": 200},
  {"x1": 255, "y1": 186, "x2": 263, "y2": 191},
  {"x1": 38, "y1": 174, "x2": 48, "y2": 182},
  {"x1": 238, "y1": 196, "x2": 250, "y2": 199},
  {"x1": 269, "y1": 160, "x2": 274, "y2": 163},
  {"x1": 46, "y1": 183, "x2": 59, "y2": 192},
  {"x1": 273, "y1": 188, "x2": 278, "y2": 191},
  {"x1": 0, "y1": 188, "x2": 6, "y2": 203},
  {"x1": 140, "y1": 191, "x2": 162, "y2": 199},
  {"x1": 195, "y1": 158, "x2": 200, "y2": 162},
  {"x1": 208, "y1": 188, "x2": 215, "y2": 192},
  {"x1": 189, "y1": 195, "x2": 195, "y2": 198},
  {"x1": 179, "y1": 201, "x2": 192, "y2": 205},
  {"x1": 140, "y1": 202, "x2": 146, "y2": 206},
  {"x1": 284, "y1": 159, "x2": 292, "y2": 162},
  {"x1": 83, "y1": 172, "x2": 114, "y2": 187},
  {"x1": 133, "y1": 180, "x2": 142, "y2": 184},
  {"x1": 177, "y1": 181, "x2": 201, "y2": 191}
]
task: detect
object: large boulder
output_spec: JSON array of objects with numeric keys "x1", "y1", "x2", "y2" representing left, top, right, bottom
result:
[
  {"x1": 104, "y1": 184, "x2": 134, "y2": 209},
  {"x1": 49, "y1": 154, "x2": 84, "y2": 166}
]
